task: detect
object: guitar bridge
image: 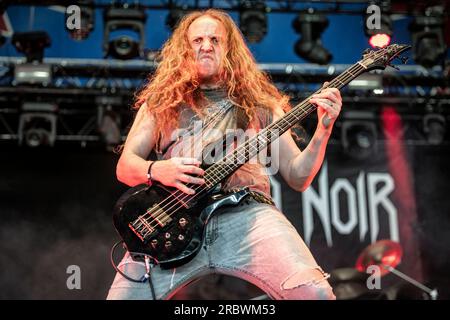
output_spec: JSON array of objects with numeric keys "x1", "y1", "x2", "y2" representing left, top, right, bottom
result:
[{"x1": 128, "y1": 222, "x2": 154, "y2": 242}]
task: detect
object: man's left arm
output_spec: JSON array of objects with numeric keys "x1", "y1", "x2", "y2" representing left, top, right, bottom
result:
[{"x1": 273, "y1": 85, "x2": 342, "y2": 192}]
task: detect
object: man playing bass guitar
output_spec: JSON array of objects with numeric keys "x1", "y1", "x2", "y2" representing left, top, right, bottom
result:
[{"x1": 107, "y1": 9, "x2": 341, "y2": 300}]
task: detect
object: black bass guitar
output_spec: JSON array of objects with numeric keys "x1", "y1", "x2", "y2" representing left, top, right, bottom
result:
[{"x1": 113, "y1": 44, "x2": 411, "y2": 269}]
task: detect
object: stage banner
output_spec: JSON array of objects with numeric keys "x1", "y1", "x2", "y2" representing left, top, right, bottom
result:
[{"x1": 272, "y1": 141, "x2": 423, "y2": 285}]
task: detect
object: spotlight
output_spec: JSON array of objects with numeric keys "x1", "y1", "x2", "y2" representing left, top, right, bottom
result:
[
  {"x1": 65, "y1": 0, "x2": 95, "y2": 41},
  {"x1": 109, "y1": 36, "x2": 140, "y2": 60},
  {"x1": 364, "y1": 2, "x2": 392, "y2": 48},
  {"x1": 12, "y1": 31, "x2": 51, "y2": 63},
  {"x1": 99, "y1": 111, "x2": 121, "y2": 150},
  {"x1": 103, "y1": 5, "x2": 146, "y2": 60},
  {"x1": 239, "y1": 1, "x2": 268, "y2": 44},
  {"x1": 18, "y1": 102, "x2": 57, "y2": 147},
  {"x1": 409, "y1": 6, "x2": 446, "y2": 68},
  {"x1": 165, "y1": 6, "x2": 188, "y2": 32},
  {"x1": 348, "y1": 73, "x2": 383, "y2": 94},
  {"x1": 12, "y1": 31, "x2": 52, "y2": 85},
  {"x1": 13, "y1": 63, "x2": 52, "y2": 86},
  {"x1": 341, "y1": 112, "x2": 377, "y2": 160},
  {"x1": 292, "y1": 9, "x2": 332, "y2": 65},
  {"x1": 423, "y1": 113, "x2": 446, "y2": 145},
  {"x1": 96, "y1": 97, "x2": 122, "y2": 150}
]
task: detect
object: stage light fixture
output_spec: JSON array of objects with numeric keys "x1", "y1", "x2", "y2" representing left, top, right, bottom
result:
[
  {"x1": 96, "y1": 97, "x2": 123, "y2": 150},
  {"x1": 12, "y1": 31, "x2": 52, "y2": 85},
  {"x1": 348, "y1": 73, "x2": 383, "y2": 95},
  {"x1": 66, "y1": 0, "x2": 95, "y2": 41},
  {"x1": 409, "y1": 6, "x2": 446, "y2": 68},
  {"x1": 99, "y1": 109, "x2": 121, "y2": 150},
  {"x1": 292, "y1": 9, "x2": 332, "y2": 65},
  {"x1": 341, "y1": 112, "x2": 377, "y2": 160},
  {"x1": 12, "y1": 31, "x2": 51, "y2": 63},
  {"x1": 423, "y1": 113, "x2": 446, "y2": 145},
  {"x1": 13, "y1": 63, "x2": 52, "y2": 86},
  {"x1": 103, "y1": 5, "x2": 146, "y2": 60},
  {"x1": 18, "y1": 102, "x2": 58, "y2": 147},
  {"x1": 239, "y1": 1, "x2": 268, "y2": 44}
]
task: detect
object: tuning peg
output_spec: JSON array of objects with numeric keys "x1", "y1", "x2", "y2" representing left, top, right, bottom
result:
[{"x1": 361, "y1": 49, "x2": 371, "y2": 59}]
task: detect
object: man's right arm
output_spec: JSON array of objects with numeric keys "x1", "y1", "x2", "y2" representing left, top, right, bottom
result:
[
  {"x1": 116, "y1": 104, "x2": 206, "y2": 193},
  {"x1": 116, "y1": 104, "x2": 156, "y2": 187}
]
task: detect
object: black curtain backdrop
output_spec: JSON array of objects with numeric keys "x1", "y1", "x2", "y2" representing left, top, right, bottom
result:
[{"x1": 0, "y1": 143, "x2": 449, "y2": 299}]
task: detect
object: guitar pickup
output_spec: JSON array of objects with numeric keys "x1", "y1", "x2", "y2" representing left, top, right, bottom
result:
[
  {"x1": 147, "y1": 204, "x2": 173, "y2": 227},
  {"x1": 129, "y1": 205, "x2": 173, "y2": 242}
]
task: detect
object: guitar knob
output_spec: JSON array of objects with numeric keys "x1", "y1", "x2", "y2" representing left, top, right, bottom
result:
[
  {"x1": 165, "y1": 232, "x2": 171, "y2": 239},
  {"x1": 179, "y1": 218, "x2": 187, "y2": 228},
  {"x1": 178, "y1": 234, "x2": 185, "y2": 241},
  {"x1": 165, "y1": 241, "x2": 172, "y2": 249},
  {"x1": 151, "y1": 239, "x2": 158, "y2": 248}
]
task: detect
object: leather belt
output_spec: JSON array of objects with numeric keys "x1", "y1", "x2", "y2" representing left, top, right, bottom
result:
[{"x1": 246, "y1": 190, "x2": 275, "y2": 206}]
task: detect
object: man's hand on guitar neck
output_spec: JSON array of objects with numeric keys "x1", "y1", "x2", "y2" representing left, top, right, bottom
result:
[{"x1": 309, "y1": 81, "x2": 343, "y2": 130}]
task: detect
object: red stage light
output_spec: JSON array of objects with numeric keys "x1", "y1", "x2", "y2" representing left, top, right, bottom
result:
[{"x1": 369, "y1": 33, "x2": 391, "y2": 48}]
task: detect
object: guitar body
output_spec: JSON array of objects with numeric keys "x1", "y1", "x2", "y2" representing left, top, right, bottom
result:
[{"x1": 113, "y1": 182, "x2": 250, "y2": 269}]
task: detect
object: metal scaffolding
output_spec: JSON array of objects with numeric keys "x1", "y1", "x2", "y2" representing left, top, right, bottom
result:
[{"x1": 0, "y1": 55, "x2": 448, "y2": 148}]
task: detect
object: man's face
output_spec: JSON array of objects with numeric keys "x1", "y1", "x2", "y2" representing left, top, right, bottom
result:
[{"x1": 187, "y1": 16, "x2": 227, "y2": 84}]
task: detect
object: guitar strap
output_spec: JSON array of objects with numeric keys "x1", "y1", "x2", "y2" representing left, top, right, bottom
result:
[
  {"x1": 158, "y1": 99, "x2": 247, "y2": 157},
  {"x1": 235, "y1": 105, "x2": 250, "y2": 131}
]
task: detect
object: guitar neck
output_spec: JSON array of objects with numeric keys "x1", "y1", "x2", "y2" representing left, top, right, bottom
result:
[{"x1": 204, "y1": 61, "x2": 369, "y2": 187}]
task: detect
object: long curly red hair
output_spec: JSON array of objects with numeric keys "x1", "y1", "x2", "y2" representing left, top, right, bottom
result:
[{"x1": 134, "y1": 9, "x2": 292, "y2": 148}]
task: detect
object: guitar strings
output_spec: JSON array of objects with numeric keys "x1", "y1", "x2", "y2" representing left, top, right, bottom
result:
[{"x1": 131, "y1": 100, "x2": 234, "y2": 226}]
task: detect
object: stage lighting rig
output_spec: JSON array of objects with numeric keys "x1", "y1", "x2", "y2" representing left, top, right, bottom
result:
[
  {"x1": 423, "y1": 113, "x2": 446, "y2": 145},
  {"x1": 409, "y1": 6, "x2": 446, "y2": 69},
  {"x1": 341, "y1": 111, "x2": 378, "y2": 161},
  {"x1": 103, "y1": 5, "x2": 147, "y2": 60},
  {"x1": 96, "y1": 97, "x2": 122, "y2": 150},
  {"x1": 12, "y1": 31, "x2": 50, "y2": 63},
  {"x1": 18, "y1": 102, "x2": 57, "y2": 148},
  {"x1": 239, "y1": 1, "x2": 268, "y2": 44},
  {"x1": 12, "y1": 31, "x2": 52, "y2": 85},
  {"x1": 292, "y1": 9, "x2": 332, "y2": 65},
  {"x1": 348, "y1": 73, "x2": 383, "y2": 95}
]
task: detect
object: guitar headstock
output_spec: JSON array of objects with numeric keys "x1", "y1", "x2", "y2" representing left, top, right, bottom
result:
[{"x1": 360, "y1": 44, "x2": 411, "y2": 71}]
